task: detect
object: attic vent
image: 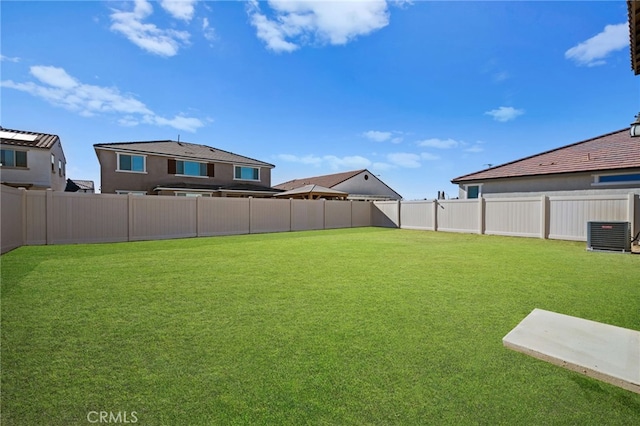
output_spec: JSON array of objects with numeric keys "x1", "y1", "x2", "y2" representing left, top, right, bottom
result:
[{"x1": 587, "y1": 221, "x2": 631, "y2": 253}]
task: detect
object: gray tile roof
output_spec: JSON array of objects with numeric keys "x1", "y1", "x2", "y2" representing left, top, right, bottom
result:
[
  {"x1": 94, "y1": 140, "x2": 274, "y2": 168},
  {"x1": 274, "y1": 169, "x2": 366, "y2": 190},
  {"x1": 451, "y1": 128, "x2": 640, "y2": 183},
  {"x1": 0, "y1": 127, "x2": 60, "y2": 149}
]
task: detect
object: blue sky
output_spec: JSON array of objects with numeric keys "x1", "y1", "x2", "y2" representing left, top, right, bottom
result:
[{"x1": 1, "y1": 0, "x2": 637, "y2": 199}]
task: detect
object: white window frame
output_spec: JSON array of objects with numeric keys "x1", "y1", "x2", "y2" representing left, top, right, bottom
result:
[
  {"x1": 175, "y1": 192, "x2": 212, "y2": 197},
  {"x1": 592, "y1": 172, "x2": 640, "y2": 186},
  {"x1": 233, "y1": 165, "x2": 260, "y2": 181},
  {"x1": 116, "y1": 152, "x2": 147, "y2": 174},
  {"x1": 465, "y1": 184, "x2": 482, "y2": 199}
]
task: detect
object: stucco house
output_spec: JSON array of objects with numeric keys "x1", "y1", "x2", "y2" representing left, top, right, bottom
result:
[
  {"x1": 274, "y1": 169, "x2": 402, "y2": 200},
  {"x1": 94, "y1": 140, "x2": 278, "y2": 197},
  {"x1": 451, "y1": 128, "x2": 640, "y2": 199},
  {"x1": 0, "y1": 127, "x2": 67, "y2": 191}
]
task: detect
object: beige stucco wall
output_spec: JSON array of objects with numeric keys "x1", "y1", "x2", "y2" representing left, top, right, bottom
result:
[
  {"x1": 1, "y1": 141, "x2": 66, "y2": 191},
  {"x1": 96, "y1": 149, "x2": 272, "y2": 194},
  {"x1": 458, "y1": 170, "x2": 640, "y2": 199}
]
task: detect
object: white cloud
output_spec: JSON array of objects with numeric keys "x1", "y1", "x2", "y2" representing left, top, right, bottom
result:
[
  {"x1": 363, "y1": 130, "x2": 403, "y2": 143},
  {"x1": 110, "y1": 0, "x2": 190, "y2": 57},
  {"x1": 363, "y1": 130, "x2": 392, "y2": 142},
  {"x1": 160, "y1": 0, "x2": 198, "y2": 22},
  {"x1": 1, "y1": 55, "x2": 20, "y2": 63},
  {"x1": 565, "y1": 23, "x2": 627, "y2": 67},
  {"x1": 247, "y1": 0, "x2": 390, "y2": 53},
  {"x1": 493, "y1": 71, "x2": 509, "y2": 83},
  {"x1": 1, "y1": 65, "x2": 204, "y2": 132},
  {"x1": 276, "y1": 153, "x2": 371, "y2": 170},
  {"x1": 420, "y1": 152, "x2": 440, "y2": 161},
  {"x1": 417, "y1": 138, "x2": 459, "y2": 149},
  {"x1": 387, "y1": 152, "x2": 421, "y2": 168},
  {"x1": 202, "y1": 17, "x2": 217, "y2": 42},
  {"x1": 484, "y1": 106, "x2": 524, "y2": 122},
  {"x1": 464, "y1": 142, "x2": 484, "y2": 153}
]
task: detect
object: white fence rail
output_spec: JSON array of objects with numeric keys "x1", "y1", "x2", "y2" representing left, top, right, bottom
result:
[{"x1": 373, "y1": 193, "x2": 639, "y2": 242}]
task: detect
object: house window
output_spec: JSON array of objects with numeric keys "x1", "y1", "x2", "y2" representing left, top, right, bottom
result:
[
  {"x1": 466, "y1": 185, "x2": 481, "y2": 199},
  {"x1": 175, "y1": 192, "x2": 211, "y2": 197},
  {"x1": 0, "y1": 149, "x2": 27, "y2": 168},
  {"x1": 115, "y1": 190, "x2": 147, "y2": 195},
  {"x1": 234, "y1": 166, "x2": 259, "y2": 181},
  {"x1": 177, "y1": 160, "x2": 208, "y2": 177},
  {"x1": 117, "y1": 153, "x2": 145, "y2": 173},
  {"x1": 51, "y1": 154, "x2": 55, "y2": 172},
  {"x1": 595, "y1": 173, "x2": 640, "y2": 185},
  {"x1": 58, "y1": 160, "x2": 63, "y2": 177}
]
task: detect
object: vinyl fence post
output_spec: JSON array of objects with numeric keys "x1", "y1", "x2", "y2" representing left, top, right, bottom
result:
[
  {"x1": 45, "y1": 189, "x2": 53, "y2": 245},
  {"x1": 350, "y1": 200, "x2": 353, "y2": 228},
  {"x1": 127, "y1": 193, "x2": 134, "y2": 242},
  {"x1": 20, "y1": 187, "x2": 27, "y2": 247},
  {"x1": 433, "y1": 199, "x2": 438, "y2": 232},
  {"x1": 196, "y1": 196, "x2": 201, "y2": 237},
  {"x1": 478, "y1": 197, "x2": 485, "y2": 235},
  {"x1": 540, "y1": 195, "x2": 549, "y2": 239},
  {"x1": 248, "y1": 197, "x2": 253, "y2": 234},
  {"x1": 397, "y1": 199, "x2": 401, "y2": 229},
  {"x1": 628, "y1": 192, "x2": 636, "y2": 240}
]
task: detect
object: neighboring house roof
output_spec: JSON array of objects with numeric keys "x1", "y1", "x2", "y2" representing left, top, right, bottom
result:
[
  {"x1": 273, "y1": 184, "x2": 348, "y2": 199},
  {"x1": 94, "y1": 140, "x2": 275, "y2": 168},
  {"x1": 0, "y1": 127, "x2": 60, "y2": 149},
  {"x1": 274, "y1": 169, "x2": 366, "y2": 190},
  {"x1": 452, "y1": 128, "x2": 640, "y2": 184},
  {"x1": 66, "y1": 179, "x2": 95, "y2": 192},
  {"x1": 629, "y1": 0, "x2": 640, "y2": 75}
]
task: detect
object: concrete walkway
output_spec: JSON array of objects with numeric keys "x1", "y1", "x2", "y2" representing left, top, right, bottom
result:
[{"x1": 503, "y1": 308, "x2": 640, "y2": 394}]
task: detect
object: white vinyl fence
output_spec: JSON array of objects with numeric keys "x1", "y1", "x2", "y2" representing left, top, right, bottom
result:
[
  {"x1": 374, "y1": 193, "x2": 639, "y2": 242},
  {"x1": 3, "y1": 184, "x2": 638, "y2": 254},
  {"x1": 1, "y1": 185, "x2": 372, "y2": 253}
]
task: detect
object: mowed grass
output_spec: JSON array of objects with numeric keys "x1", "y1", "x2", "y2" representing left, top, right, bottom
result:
[{"x1": 1, "y1": 227, "x2": 639, "y2": 425}]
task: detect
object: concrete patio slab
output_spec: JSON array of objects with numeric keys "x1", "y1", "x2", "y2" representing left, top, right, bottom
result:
[{"x1": 503, "y1": 308, "x2": 640, "y2": 394}]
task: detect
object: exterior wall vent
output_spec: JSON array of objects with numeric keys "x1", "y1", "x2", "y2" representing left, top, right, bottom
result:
[{"x1": 587, "y1": 221, "x2": 631, "y2": 253}]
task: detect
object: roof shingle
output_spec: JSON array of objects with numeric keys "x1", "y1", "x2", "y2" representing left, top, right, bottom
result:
[
  {"x1": 274, "y1": 169, "x2": 365, "y2": 190},
  {"x1": 94, "y1": 140, "x2": 274, "y2": 168},
  {"x1": 451, "y1": 128, "x2": 640, "y2": 183}
]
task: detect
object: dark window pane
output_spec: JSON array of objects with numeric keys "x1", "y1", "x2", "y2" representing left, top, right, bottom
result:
[
  {"x1": 120, "y1": 154, "x2": 132, "y2": 170},
  {"x1": 1, "y1": 149, "x2": 14, "y2": 167},
  {"x1": 599, "y1": 173, "x2": 640, "y2": 183},
  {"x1": 16, "y1": 151, "x2": 27, "y2": 167}
]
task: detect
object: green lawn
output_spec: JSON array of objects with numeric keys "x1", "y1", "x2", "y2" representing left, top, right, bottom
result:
[{"x1": 2, "y1": 228, "x2": 639, "y2": 425}]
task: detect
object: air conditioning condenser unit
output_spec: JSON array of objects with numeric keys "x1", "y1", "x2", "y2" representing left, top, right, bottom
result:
[{"x1": 587, "y1": 221, "x2": 631, "y2": 253}]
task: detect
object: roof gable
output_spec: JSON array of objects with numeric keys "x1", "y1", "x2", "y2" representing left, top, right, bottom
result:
[
  {"x1": 274, "y1": 169, "x2": 366, "y2": 190},
  {"x1": 94, "y1": 140, "x2": 274, "y2": 168},
  {"x1": 0, "y1": 127, "x2": 60, "y2": 149},
  {"x1": 452, "y1": 129, "x2": 640, "y2": 183}
]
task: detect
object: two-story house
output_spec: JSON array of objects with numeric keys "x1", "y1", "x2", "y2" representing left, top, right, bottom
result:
[
  {"x1": 0, "y1": 127, "x2": 67, "y2": 191},
  {"x1": 94, "y1": 140, "x2": 278, "y2": 197}
]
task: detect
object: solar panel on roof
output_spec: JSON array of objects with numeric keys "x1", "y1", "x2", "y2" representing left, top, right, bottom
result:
[{"x1": 0, "y1": 130, "x2": 38, "y2": 142}]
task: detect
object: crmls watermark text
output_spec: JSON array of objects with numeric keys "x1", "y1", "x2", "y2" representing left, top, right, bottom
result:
[{"x1": 87, "y1": 411, "x2": 138, "y2": 423}]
